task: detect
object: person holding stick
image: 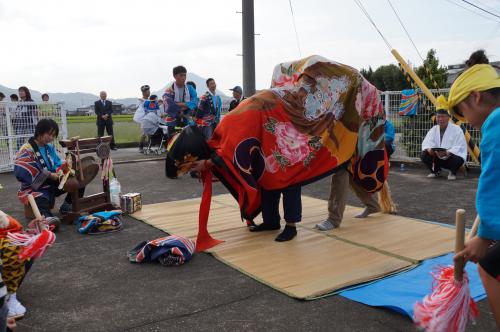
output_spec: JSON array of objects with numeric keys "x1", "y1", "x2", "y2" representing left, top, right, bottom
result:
[
  {"x1": 449, "y1": 51, "x2": 500, "y2": 329},
  {"x1": 13, "y1": 119, "x2": 85, "y2": 219}
]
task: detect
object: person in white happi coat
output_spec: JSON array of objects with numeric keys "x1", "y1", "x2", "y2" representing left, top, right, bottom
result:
[{"x1": 421, "y1": 108, "x2": 467, "y2": 180}]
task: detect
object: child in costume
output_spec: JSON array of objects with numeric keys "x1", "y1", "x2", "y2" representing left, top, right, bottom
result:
[
  {"x1": 451, "y1": 50, "x2": 500, "y2": 329},
  {"x1": 166, "y1": 56, "x2": 390, "y2": 246},
  {"x1": 0, "y1": 210, "x2": 31, "y2": 320}
]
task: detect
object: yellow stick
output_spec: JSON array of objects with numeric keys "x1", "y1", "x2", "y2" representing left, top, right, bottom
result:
[{"x1": 391, "y1": 49, "x2": 438, "y2": 105}]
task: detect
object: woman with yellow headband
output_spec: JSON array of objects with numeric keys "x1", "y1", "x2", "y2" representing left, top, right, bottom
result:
[{"x1": 450, "y1": 50, "x2": 500, "y2": 329}]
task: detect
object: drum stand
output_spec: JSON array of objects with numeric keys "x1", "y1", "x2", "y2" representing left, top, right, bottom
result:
[{"x1": 59, "y1": 136, "x2": 115, "y2": 224}]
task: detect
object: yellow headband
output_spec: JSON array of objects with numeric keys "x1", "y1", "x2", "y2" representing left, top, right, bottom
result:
[{"x1": 440, "y1": 64, "x2": 500, "y2": 112}]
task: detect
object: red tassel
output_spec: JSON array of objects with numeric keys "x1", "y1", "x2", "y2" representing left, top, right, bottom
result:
[
  {"x1": 414, "y1": 265, "x2": 479, "y2": 332},
  {"x1": 8, "y1": 229, "x2": 56, "y2": 260},
  {"x1": 195, "y1": 168, "x2": 224, "y2": 252}
]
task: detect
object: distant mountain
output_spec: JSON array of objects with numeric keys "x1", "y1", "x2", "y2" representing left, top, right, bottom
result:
[
  {"x1": 0, "y1": 84, "x2": 116, "y2": 112},
  {"x1": 0, "y1": 72, "x2": 230, "y2": 112}
]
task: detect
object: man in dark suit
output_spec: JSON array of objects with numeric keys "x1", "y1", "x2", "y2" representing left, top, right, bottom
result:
[{"x1": 94, "y1": 91, "x2": 117, "y2": 150}]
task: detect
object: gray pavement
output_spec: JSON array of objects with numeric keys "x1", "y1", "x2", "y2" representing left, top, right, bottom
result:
[
  {"x1": 0, "y1": 160, "x2": 496, "y2": 332},
  {"x1": 109, "y1": 147, "x2": 164, "y2": 164}
]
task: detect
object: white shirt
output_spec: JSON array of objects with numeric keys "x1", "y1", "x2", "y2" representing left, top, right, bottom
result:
[
  {"x1": 133, "y1": 98, "x2": 146, "y2": 123},
  {"x1": 421, "y1": 123, "x2": 467, "y2": 161}
]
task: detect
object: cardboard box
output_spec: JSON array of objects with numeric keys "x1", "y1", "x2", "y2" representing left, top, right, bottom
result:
[{"x1": 121, "y1": 193, "x2": 142, "y2": 214}]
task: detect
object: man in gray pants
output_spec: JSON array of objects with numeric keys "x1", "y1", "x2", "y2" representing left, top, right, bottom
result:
[{"x1": 316, "y1": 166, "x2": 380, "y2": 231}]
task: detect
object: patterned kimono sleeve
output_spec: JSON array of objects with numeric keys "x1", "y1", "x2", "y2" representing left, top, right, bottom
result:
[
  {"x1": 14, "y1": 145, "x2": 50, "y2": 191},
  {"x1": 350, "y1": 78, "x2": 387, "y2": 193}
]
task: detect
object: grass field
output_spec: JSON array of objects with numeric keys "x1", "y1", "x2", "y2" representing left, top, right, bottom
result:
[
  {"x1": 67, "y1": 117, "x2": 140, "y2": 144},
  {"x1": 66, "y1": 115, "x2": 134, "y2": 123}
]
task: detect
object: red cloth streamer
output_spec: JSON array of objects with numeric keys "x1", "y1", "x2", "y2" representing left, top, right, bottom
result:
[
  {"x1": 413, "y1": 265, "x2": 479, "y2": 332},
  {"x1": 7, "y1": 229, "x2": 56, "y2": 260},
  {"x1": 195, "y1": 169, "x2": 224, "y2": 252}
]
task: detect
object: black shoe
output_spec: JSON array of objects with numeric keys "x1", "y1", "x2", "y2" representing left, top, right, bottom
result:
[
  {"x1": 275, "y1": 225, "x2": 297, "y2": 242},
  {"x1": 249, "y1": 223, "x2": 280, "y2": 232},
  {"x1": 111, "y1": 147, "x2": 118, "y2": 151}
]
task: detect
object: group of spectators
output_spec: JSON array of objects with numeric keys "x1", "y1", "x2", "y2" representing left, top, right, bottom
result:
[
  {"x1": 0, "y1": 87, "x2": 56, "y2": 151},
  {"x1": 132, "y1": 65, "x2": 246, "y2": 153}
]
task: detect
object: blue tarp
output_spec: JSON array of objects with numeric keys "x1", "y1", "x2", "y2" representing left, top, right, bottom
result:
[{"x1": 339, "y1": 253, "x2": 487, "y2": 319}]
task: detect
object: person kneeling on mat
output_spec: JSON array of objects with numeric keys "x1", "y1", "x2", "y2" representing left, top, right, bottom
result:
[{"x1": 14, "y1": 119, "x2": 85, "y2": 221}]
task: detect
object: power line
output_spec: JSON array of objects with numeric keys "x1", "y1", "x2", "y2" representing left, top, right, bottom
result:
[
  {"x1": 287, "y1": 0, "x2": 302, "y2": 57},
  {"x1": 386, "y1": 0, "x2": 425, "y2": 63},
  {"x1": 444, "y1": 0, "x2": 499, "y2": 23},
  {"x1": 476, "y1": 0, "x2": 500, "y2": 16},
  {"x1": 352, "y1": 0, "x2": 392, "y2": 50},
  {"x1": 461, "y1": 0, "x2": 500, "y2": 20}
]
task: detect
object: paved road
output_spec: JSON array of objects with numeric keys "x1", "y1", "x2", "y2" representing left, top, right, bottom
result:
[{"x1": 0, "y1": 161, "x2": 496, "y2": 331}]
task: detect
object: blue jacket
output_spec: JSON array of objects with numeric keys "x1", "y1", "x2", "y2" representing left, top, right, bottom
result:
[
  {"x1": 385, "y1": 120, "x2": 395, "y2": 151},
  {"x1": 185, "y1": 85, "x2": 198, "y2": 112},
  {"x1": 476, "y1": 107, "x2": 500, "y2": 240}
]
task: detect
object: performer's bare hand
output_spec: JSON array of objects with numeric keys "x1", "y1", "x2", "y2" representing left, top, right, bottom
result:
[
  {"x1": 49, "y1": 172, "x2": 60, "y2": 181},
  {"x1": 426, "y1": 148, "x2": 435, "y2": 156},
  {"x1": 454, "y1": 235, "x2": 492, "y2": 263}
]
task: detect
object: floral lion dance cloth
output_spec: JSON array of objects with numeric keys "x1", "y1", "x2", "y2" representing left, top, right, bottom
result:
[{"x1": 167, "y1": 55, "x2": 389, "y2": 250}]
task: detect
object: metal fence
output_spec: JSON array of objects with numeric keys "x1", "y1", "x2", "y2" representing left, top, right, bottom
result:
[
  {"x1": 382, "y1": 89, "x2": 481, "y2": 166},
  {"x1": 0, "y1": 102, "x2": 67, "y2": 173}
]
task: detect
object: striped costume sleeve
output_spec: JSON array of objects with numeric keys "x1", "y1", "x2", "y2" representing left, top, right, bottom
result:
[{"x1": 14, "y1": 144, "x2": 50, "y2": 191}]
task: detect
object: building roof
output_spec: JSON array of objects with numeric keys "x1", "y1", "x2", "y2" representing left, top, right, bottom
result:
[{"x1": 447, "y1": 61, "x2": 500, "y2": 85}]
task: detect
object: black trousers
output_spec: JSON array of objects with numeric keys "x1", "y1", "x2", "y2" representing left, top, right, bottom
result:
[
  {"x1": 479, "y1": 241, "x2": 500, "y2": 280},
  {"x1": 261, "y1": 184, "x2": 302, "y2": 225},
  {"x1": 420, "y1": 150, "x2": 464, "y2": 175},
  {"x1": 97, "y1": 121, "x2": 116, "y2": 148},
  {"x1": 385, "y1": 142, "x2": 394, "y2": 158}
]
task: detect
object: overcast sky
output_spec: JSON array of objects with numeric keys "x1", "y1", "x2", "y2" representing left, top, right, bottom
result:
[{"x1": 1, "y1": 0, "x2": 499, "y2": 98}]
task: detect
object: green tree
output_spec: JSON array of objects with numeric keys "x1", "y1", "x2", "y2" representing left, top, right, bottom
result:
[
  {"x1": 360, "y1": 64, "x2": 411, "y2": 91},
  {"x1": 360, "y1": 66, "x2": 373, "y2": 82},
  {"x1": 415, "y1": 49, "x2": 448, "y2": 89}
]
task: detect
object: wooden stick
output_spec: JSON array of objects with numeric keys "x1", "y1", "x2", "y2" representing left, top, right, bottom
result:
[
  {"x1": 58, "y1": 154, "x2": 73, "y2": 190},
  {"x1": 391, "y1": 49, "x2": 437, "y2": 104},
  {"x1": 27, "y1": 194, "x2": 43, "y2": 219},
  {"x1": 58, "y1": 172, "x2": 71, "y2": 190},
  {"x1": 454, "y1": 209, "x2": 466, "y2": 282},
  {"x1": 75, "y1": 138, "x2": 84, "y2": 182},
  {"x1": 468, "y1": 215, "x2": 480, "y2": 240}
]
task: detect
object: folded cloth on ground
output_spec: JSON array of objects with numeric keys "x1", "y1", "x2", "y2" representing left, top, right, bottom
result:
[
  {"x1": 128, "y1": 235, "x2": 195, "y2": 266},
  {"x1": 77, "y1": 210, "x2": 123, "y2": 234}
]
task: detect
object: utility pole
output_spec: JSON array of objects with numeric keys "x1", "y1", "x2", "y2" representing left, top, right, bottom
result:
[{"x1": 242, "y1": 0, "x2": 255, "y2": 97}]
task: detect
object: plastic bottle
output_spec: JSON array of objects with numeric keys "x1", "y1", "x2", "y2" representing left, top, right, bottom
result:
[
  {"x1": 109, "y1": 177, "x2": 122, "y2": 207},
  {"x1": 400, "y1": 163, "x2": 405, "y2": 172}
]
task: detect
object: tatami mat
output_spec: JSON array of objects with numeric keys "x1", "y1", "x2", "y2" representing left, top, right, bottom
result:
[{"x1": 131, "y1": 194, "x2": 455, "y2": 299}]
